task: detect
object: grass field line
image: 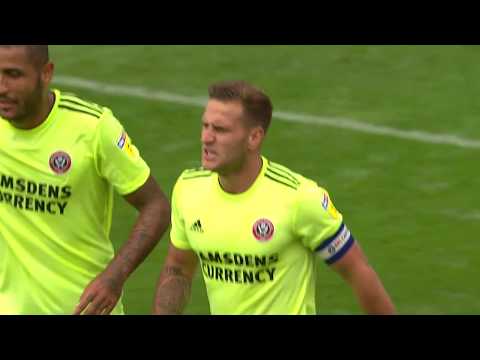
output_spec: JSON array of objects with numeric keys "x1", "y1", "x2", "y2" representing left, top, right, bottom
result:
[{"x1": 53, "y1": 75, "x2": 480, "y2": 149}]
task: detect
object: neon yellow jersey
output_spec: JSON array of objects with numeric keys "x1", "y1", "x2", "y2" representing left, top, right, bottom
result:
[
  {"x1": 0, "y1": 89, "x2": 150, "y2": 314},
  {"x1": 171, "y1": 157, "x2": 355, "y2": 315}
]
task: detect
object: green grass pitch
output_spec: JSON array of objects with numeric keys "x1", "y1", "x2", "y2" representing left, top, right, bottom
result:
[{"x1": 50, "y1": 45, "x2": 480, "y2": 314}]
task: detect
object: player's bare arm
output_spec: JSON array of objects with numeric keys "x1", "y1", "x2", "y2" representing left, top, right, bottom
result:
[
  {"x1": 331, "y1": 242, "x2": 396, "y2": 315},
  {"x1": 74, "y1": 175, "x2": 171, "y2": 315},
  {"x1": 153, "y1": 243, "x2": 198, "y2": 315}
]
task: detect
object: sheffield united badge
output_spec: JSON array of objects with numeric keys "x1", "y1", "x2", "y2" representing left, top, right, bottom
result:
[
  {"x1": 252, "y1": 219, "x2": 274, "y2": 242},
  {"x1": 49, "y1": 151, "x2": 72, "y2": 174}
]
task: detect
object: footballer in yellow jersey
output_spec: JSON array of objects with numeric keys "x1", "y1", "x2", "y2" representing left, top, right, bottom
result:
[
  {"x1": 0, "y1": 45, "x2": 170, "y2": 314},
  {"x1": 154, "y1": 80, "x2": 395, "y2": 315},
  {"x1": 170, "y1": 157, "x2": 352, "y2": 314}
]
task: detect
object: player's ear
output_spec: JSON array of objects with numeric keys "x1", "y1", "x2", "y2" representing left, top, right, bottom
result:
[
  {"x1": 248, "y1": 126, "x2": 265, "y2": 151},
  {"x1": 41, "y1": 62, "x2": 54, "y2": 85}
]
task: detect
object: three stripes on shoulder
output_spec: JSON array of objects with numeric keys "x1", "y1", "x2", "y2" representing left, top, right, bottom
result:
[
  {"x1": 264, "y1": 161, "x2": 300, "y2": 190},
  {"x1": 181, "y1": 161, "x2": 300, "y2": 190},
  {"x1": 58, "y1": 93, "x2": 104, "y2": 119},
  {"x1": 182, "y1": 168, "x2": 212, "y2": 180}
]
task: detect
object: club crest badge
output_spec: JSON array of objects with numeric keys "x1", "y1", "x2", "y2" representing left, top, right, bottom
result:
[
  {"x1": 252, "y1": 219, "x2": 274, "y2": 242},
  {"x1": 49, "y1": 151, "x2": 72, "y2": 174}
]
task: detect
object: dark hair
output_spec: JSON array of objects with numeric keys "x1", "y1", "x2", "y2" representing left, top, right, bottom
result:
[
  {"x1": 0, "y1": 45, "x2": 49, "y2": 69},
  {"x1": 208, "y1": 80, "x2": 273, "y2": 133}
]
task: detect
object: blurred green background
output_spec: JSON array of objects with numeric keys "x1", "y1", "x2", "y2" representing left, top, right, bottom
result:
[{"x1": 51, "y1": 45, "x2": 480, "y2": 314}]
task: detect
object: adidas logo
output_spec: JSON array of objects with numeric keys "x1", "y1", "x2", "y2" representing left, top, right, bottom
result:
[{"x1": 190, "y1": 219, "x2": 204, "y2": 233}]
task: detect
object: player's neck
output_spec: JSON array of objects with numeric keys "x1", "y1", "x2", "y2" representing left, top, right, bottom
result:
[
  {"x1": 12, "y1": 91, "x2": 55, "y2": 130},
  {"x1": 219, "y1": 155, "x2": 263, "y2": 194}
]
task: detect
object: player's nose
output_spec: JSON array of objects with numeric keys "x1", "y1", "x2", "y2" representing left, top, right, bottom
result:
[{"x1": 201, "y1": 128, "x2": 215, "y2": 144}]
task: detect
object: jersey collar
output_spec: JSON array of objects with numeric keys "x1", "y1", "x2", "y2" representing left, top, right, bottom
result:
[
  {"x1": 6, "y1": 88, "x2": 60, "y2": 135},
  {"x1": 214, "y1": 155, "x2": 268, "y2": 200}
]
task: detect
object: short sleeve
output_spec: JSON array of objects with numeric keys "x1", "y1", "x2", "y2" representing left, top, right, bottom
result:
[
  {"x1": 295, "y1": 181, "x2": 354, "y2": 265},
  {"x1": 94, "y1": 109, "x2": 150, "y2": 195},
  {"x1": 169, "y1": 178, "x2": 191, "y2": 250}
]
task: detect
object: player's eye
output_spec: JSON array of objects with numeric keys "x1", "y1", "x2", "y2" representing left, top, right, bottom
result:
[
  {"x1": 4, "y1": 69, "x2": 24, "y2": 79},
  {"x1": 213, "y1": 126, "x2": 227, "y2": 133}
]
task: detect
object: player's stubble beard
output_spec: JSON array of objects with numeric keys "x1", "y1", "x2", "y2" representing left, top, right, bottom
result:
[
  {"x1": 6, "y1": 75, "x2": 46, "y2": 129},
  {"x1": 216, "y1": 149, "x2": 248, "y2": 177}
]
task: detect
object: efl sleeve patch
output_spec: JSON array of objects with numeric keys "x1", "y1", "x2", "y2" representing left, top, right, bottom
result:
[
  {"x1": 314, "y1": 223, "x2": 355, "y2": 265},
  {"x1": 95, "y1": 111, "x2": 150, "y2": 195},
  {"x1": 322, "y1": 191, "x2": 341, "y2": 220},
  {"x1": 116, "y1": 131, "x2": 136, "y2": 157}
]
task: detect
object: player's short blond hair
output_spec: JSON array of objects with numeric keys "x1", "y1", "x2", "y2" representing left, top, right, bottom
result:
[{"x1": 208, "y1": 80, "x2": 273, "y2": 133}]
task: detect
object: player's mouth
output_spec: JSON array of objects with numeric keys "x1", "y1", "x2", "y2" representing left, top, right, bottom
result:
[
  {"x1": 0, "y1": 99, "x2": 17, "y2": 109},
  {"x1": 0, "y1": 100, "x2": 17, "y2": 117},
  {"x1": 203, "y1": 147, "x2": 217, "y2": 160}
]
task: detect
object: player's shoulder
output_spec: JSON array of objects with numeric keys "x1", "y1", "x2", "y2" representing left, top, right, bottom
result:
[
  {"x1": 264, "y1": 158, "x2": 328, "y2": 195},
  {"x1": 178, "y1": 167, "x2": 214, "y2": 182},
  {"x1": 173, "y1": 167, "x2": 214, "y2": 198},
  {"x1": 172, "y1": 168, "x2": 213, "y2": 206},
  {"x1": 263, "y1": 158, "x2": 306, "y2": 192},
  {"x1": 57, "y1": 89, "x2": 109, "y2": 123}
]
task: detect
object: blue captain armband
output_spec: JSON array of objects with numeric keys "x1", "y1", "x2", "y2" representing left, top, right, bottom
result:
[{"x1": 315, "y1": 223, "x2": 355, "y2": 265}]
